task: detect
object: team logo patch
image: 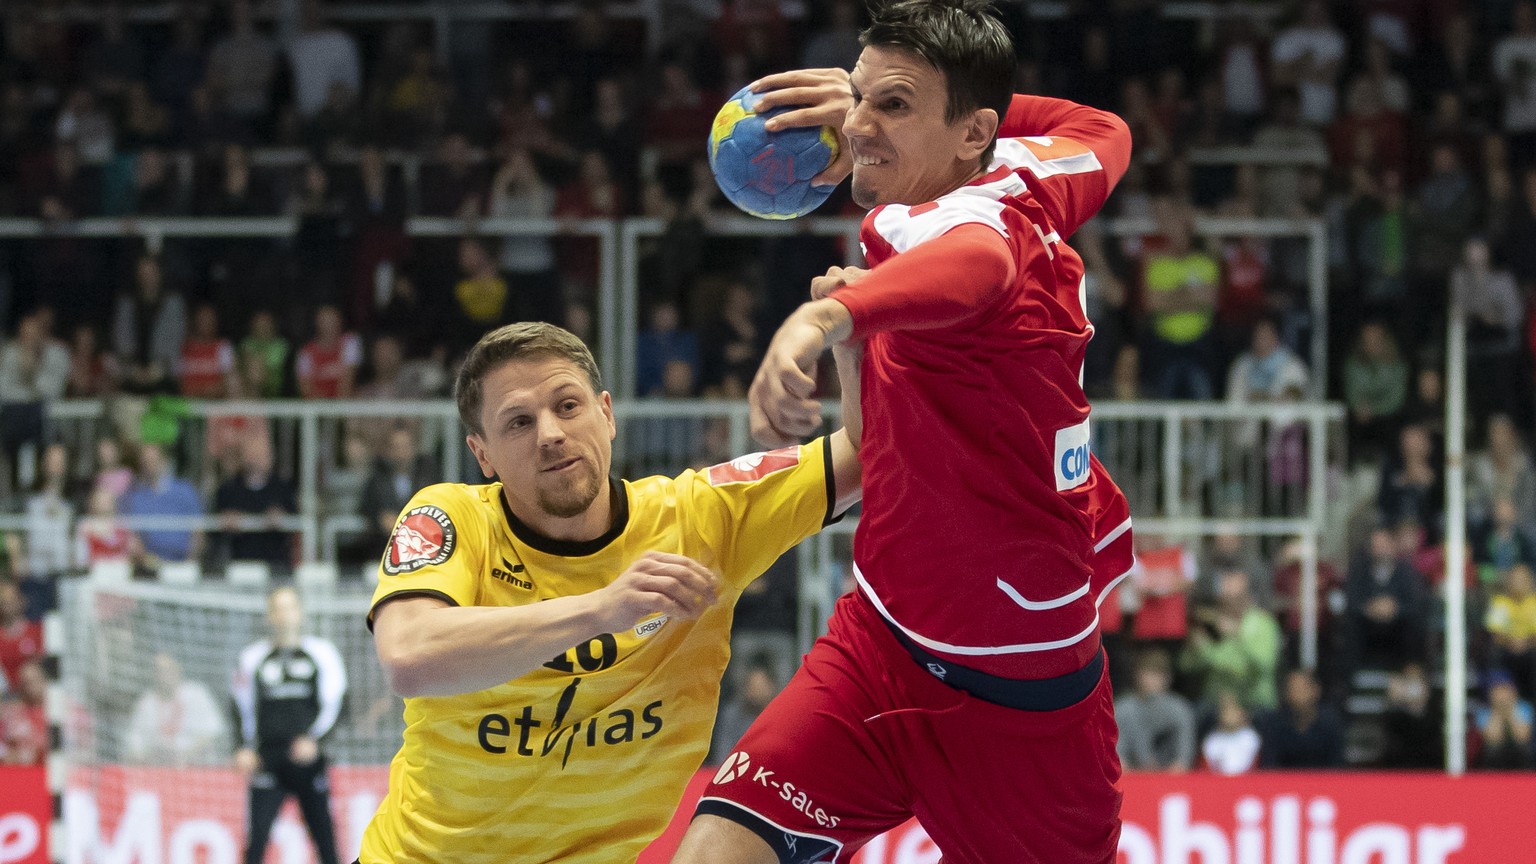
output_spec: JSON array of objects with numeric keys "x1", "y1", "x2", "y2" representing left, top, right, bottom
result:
[
  {"x1": 384, "y1": 505, "x2": 457, "y2": 574},
  {"x1": 714, "y1": 751, "x2": 751, "y2": 784},
  {"x1": 708, "y1": 447, "x2": 799, "y2": 485}
]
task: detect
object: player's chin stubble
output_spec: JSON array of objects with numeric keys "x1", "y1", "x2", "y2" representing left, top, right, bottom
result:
[{"x1": 537, "y1": 466, "x2": 603, "y2": 519}]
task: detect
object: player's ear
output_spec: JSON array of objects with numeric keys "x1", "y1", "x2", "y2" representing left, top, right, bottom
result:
[
  {"x1": 600, "y1": 391, "x2": 616, "y2": 440},
  {"x1": 961, "y1": 107, "x2": 999, "y2": 162},
  {"x1": 465, "y1": 434, "x2": 496, "y2": 479}
]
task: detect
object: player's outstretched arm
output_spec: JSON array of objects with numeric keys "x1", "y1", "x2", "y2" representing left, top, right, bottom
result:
[{"x1": 373, "y1": 551, "x2": 720, "y2": 697}]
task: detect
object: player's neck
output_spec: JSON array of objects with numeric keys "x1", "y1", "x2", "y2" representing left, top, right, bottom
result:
[{"x1": 511, "y1": 482, "x2": 617, "y2": 544}]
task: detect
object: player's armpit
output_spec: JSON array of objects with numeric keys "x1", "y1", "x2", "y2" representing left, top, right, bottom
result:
[{"x1": 830, "y1": 224, "x2": 1015, "y2": 339}]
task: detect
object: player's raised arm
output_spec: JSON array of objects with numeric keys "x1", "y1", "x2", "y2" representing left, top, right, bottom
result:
[{"x1": 996, "y1": 93, "x2": 1132, "y2": 237}]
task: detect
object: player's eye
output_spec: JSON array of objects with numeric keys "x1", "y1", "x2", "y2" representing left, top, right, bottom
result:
[
  {"x1": 559, "y1": 399, "x2": 580, "y2": 413},
  {"x1": 884, "y1": 99, "x2": 905, "y2": 111},
  {"x1": 507, "y1": 416, "x2": 531, "y2": 431}
]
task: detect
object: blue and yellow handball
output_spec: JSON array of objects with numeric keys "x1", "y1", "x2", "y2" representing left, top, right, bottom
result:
[{"x1": 707, "y1": 85, "x2": 839, "y2": 220}]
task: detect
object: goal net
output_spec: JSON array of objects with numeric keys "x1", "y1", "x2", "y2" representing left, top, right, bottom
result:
[{"x1": 58, "y1": 577, "x2": 399, "y2": 864}]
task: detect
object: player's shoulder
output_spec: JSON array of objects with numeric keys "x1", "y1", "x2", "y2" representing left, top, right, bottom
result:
[
  {"x1": 404, "y1": 482, "x2": 500, "y2": 521},
  {"x1": 863, "y1": 189, "x2": 1013, "y2": 255},
  {"x1": 993, "y1": 136, "x2": 1106, "y2": 182},
  {"x1": 237, "y1": 639, "x2": 273, "y2": 668}
]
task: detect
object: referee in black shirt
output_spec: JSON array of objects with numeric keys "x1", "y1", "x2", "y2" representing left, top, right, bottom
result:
[{"x1": 232, "y1": 587, "x2": 347, "y2": 864}]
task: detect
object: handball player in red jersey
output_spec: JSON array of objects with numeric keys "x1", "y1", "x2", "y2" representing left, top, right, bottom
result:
[{"x1": 672, "y1": 2, "x2": 1135, "y2": 862}]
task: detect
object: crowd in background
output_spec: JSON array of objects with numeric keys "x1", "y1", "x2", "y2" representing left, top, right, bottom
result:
[{"x1": 2, "y1": 0, "x2": 1536, "y2": 771}]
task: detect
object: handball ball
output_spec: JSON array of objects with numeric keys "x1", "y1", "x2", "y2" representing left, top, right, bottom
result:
[{"x1": 708, "y1": 85, "x2": 839, "y2": 220}]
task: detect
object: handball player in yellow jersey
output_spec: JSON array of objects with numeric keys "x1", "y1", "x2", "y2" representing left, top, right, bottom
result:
[{"x1": 358, "y1": 322, "x2": 861, "y2": 863}]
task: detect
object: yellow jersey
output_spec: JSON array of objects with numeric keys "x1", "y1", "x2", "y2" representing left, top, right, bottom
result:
[
  {"x1": 1486, "y1": 593, "x2": 1536, "y2": 642},
  {"x1": 359, "y1": 437, "x2": 835, "y2": 863}
]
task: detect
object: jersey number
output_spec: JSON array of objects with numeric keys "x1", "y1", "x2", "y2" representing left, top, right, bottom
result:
[{"x1": 543, "y1": 633, "x2": 618, "y2": 674}]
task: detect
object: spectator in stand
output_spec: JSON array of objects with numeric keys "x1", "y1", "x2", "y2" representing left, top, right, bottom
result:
[
  {"x1": 359, "y1": 425, "x2": 437, "y2": 561},
  {"x1": 1380, "y1": 662, "x2": 1442, "y2": 768},
  {"x1": 1470, "y1": 414, "x2": 1536, "y2": 538},
  {"x1": 1345, "y1": 527, "x2": 1427, "y2": 673},
  {"x1": 178, "y1": 305, "x2": 235, "y2": 399},
  {"x1": 199, "y1": 144, "x2": 275, "y2": 216},
  {"x1": 1453, "y1": 237, "x2": 1526, "y2": 420},
  {"x1": 1269, "y1": 538, "x2": 1344, "y2": 668},
  {"x1": 124, "y1": 652, "x2": 228, "y2": 767},
  {"x1": 74, "y1": 486, "x2": 137, "y2": 570},
  {"x1": 1408, "y1": 143, "x2": 1480, "y2": 343},
  {"x1": 1343, "y1": 320, "x2": 1408, "y2": 463},
  {"x1": 489, "y1": 149, "x2": 562, "y2": 325},
  {"x1": 1487, "y1": 564, "x2": 1536, "y2": 699},
  {"x1": 215, "y1": 436, "x2": 296, "y2": 573},
  {"x1": 637, "y1": 301, "x2": 700, "y2": 397},
  {"x1": 1330, "y1": 74, "x2": 1407, "y2": 179},
  {"x1": 0, "y1": 658, "x2": 46, "y2": 766},
  {"x1": 1203, "y1": 690, "x2": 1262, "y2": 776},
  {"x1": 645, "y1": 61, "x2": 715, "y2": 173},
  {"x1": 55, "y1": 88, "x2": 116, "y2": 165},
  {"x1": 1252, "y1": 90, "x2": 1329, "y2": 218},
  {"x1": 1129, "y1": 536, "x2": 1196, "y2": 654},
  {"x1": 1270, "y1": 0, "x2": 1347, "y2": 127},
  {"x1": 699, "y1": 279, "x2": 761, "y2": 397},
  {"x1": 1225, "y1": 317, "x2": 1309, "y2": 403},
  {"x1": 119, "y1": 442, "x2": 204, "y2": 566},
  {"x1": 1142, "y1": 198, "x2": 1219, "y2": 400},
  {"x1": 555, "y1": 150, "x2": 626, "y2": 300},
  {"x1": 0, "y1": 581, "x2": 41, "y2": 692},
  {"x1": 91, "y1": 438, "x2": 134, "y2": 503},
  {"x1": 1114, "y1": 649, "x2": 1196, "y2": 773},
  {"x1": 0, "y1": 310, "x2": 71, "y2": 492},
  {"x1": 1475, "y1": 669, "x2": 1534, "y2": 770},
  {"x1": 287, "y1": 0, "x2": 361, "y2": 120},
  {"x1": 418, "y1": 132, "x2": 485, "y2": 219},
  {"x1": 1476, "y1": 498, "x2": 1536, "y2": 588},
  {"x1": 709, "y1": 658, "x2": 780, "y2": 766},
  {"x1": 207, "y1": 0, "x2": 278, "y2": 132},
  {"x1": 239, "y1": 310, "x2": 289, "y2": 399},
  {"x1": 1494, "y1": 1, "x2": 1536, "y2": 168},
  {"x1": 295, "y1": 305, "x2": 361, "y2": 400},
  {"x1": 65, "y1": 324, "x2": 120, "y2": 398},
  {"x1": 451, "y1": 237, "x2": 513, "y2": 350},
  {"x1": 1182, "y1": 569, "x2": 1283, "y2": 712},
  {"x1": 1259, "y1": 668, "x2": 1345, "y2": 768},
  {"x1": 22, "y1": 442, "x2": 75, "y2": 589},
  {"x1": 1379, "y1": 423, "x2": 1444, "y2": 543},
  {"x1": 113, "y1": 254, "x2": 187, "y2": 396}
]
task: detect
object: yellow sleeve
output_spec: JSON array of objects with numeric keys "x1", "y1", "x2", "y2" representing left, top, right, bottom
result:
[
  {"x1": 367, "y1": 484, "x2": 488, "y2": 629},
  {"x1": 686, "y1": 436, "x2": 836, "y2": 591}
]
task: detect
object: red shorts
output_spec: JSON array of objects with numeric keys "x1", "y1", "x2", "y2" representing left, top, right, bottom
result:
[{"x1": 697, "y1": 591, "x2": 1122, "y2": 864}]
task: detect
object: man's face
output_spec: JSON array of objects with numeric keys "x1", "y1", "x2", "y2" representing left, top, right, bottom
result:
[
  {"x1": 469, "y1": 357, "x2": 616, "y2": 523},
  {"x1": 0, "y1": 582, "x2": 20, "y2": 622},
  {"x1": 844, "y1": 45, "x2": 993, "y2": 210},
  {"x1": 268, "y1": 589, "x2": 303, "y2": 639},
  {"x1": 1285, "y1": 672, "x2": 1318, "y2": 711}
]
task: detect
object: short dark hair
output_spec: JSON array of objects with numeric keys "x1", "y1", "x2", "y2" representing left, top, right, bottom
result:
[
  {"x1": 455, "y1": 322, "x2": 604, "y2": 436},
  {"x1": 861, "y1": 0, "x2": 1014, "y2": 162}
]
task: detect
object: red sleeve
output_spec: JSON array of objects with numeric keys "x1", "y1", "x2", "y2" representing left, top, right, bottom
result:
[
  {"x1": 997, "y1": 94, "x2": 1133, "y2": 236},
  {"x1": 830, "y1": 224, "x2": 1015, "y2": 339}
]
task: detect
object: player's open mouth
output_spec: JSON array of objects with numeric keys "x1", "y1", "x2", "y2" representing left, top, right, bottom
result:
[
  {"x1": 853, "y1": 155, "x2": 888, "y2": 166},
  {"x1": 543, "y1": 457, "x2": 581, "y2": 473}
]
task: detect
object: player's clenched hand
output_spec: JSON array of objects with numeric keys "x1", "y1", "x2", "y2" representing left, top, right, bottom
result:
[
  {"x1": 750, "y1": 318, "x2": 825, "y2": 447},
  {"x1": 597, "y1": 551, "x2": 720, "y2": 632},
  {"x1": 810, "y1": 265, "x2": 868, "y2": 301},
  {"x1": 751, "y1": 68, "x2": 854, "y2": 188}
]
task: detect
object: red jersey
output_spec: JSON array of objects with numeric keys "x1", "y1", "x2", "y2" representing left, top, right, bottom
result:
[
  {"x1": 177, "y1": 338, "x2": 233, "y2": 398},
  {"x1": 833, "y1": 95, "x2": 1135, "y2": 679},
  {"x1": 0, "y1": 619, "x2": 43, "y2": 690},
  {"x1": 296, "y1": 333, "x2": 362, "y2": 399}
]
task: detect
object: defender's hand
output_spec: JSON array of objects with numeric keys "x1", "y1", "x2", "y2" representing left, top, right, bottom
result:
[
  {"x1": 597, "y1": 552, "x2": 720, "y2": 632},
  {"x1": 750, "y1": 319, "x2": 826, "y2": 447},
  {"x1": 751, "y1": 69, "x2": 854, "y2": 188},
  {"x1": 810, "y1": 265, "x2": 868, "y2": 301}
]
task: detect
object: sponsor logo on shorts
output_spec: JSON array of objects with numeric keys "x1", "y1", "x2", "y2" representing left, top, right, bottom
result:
[
  {"x1": 714, "y1": 751, "x2": 751, "y2": 784},
  {"x1": 1054, "y1": 419, "x2": 1092, "y2": 492},
  {"x1": 383, "y1": 505, "x2": 457, "y2": 574},
  {"x1": 748, "y1": 765, "x2": 842, "y2": 829},
  {"x1": 926, "y1": 662, "x2": 948, "y2": 680},
  {"x1": 635, "y1": 615, "x2": 670, "y2": 639}
]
